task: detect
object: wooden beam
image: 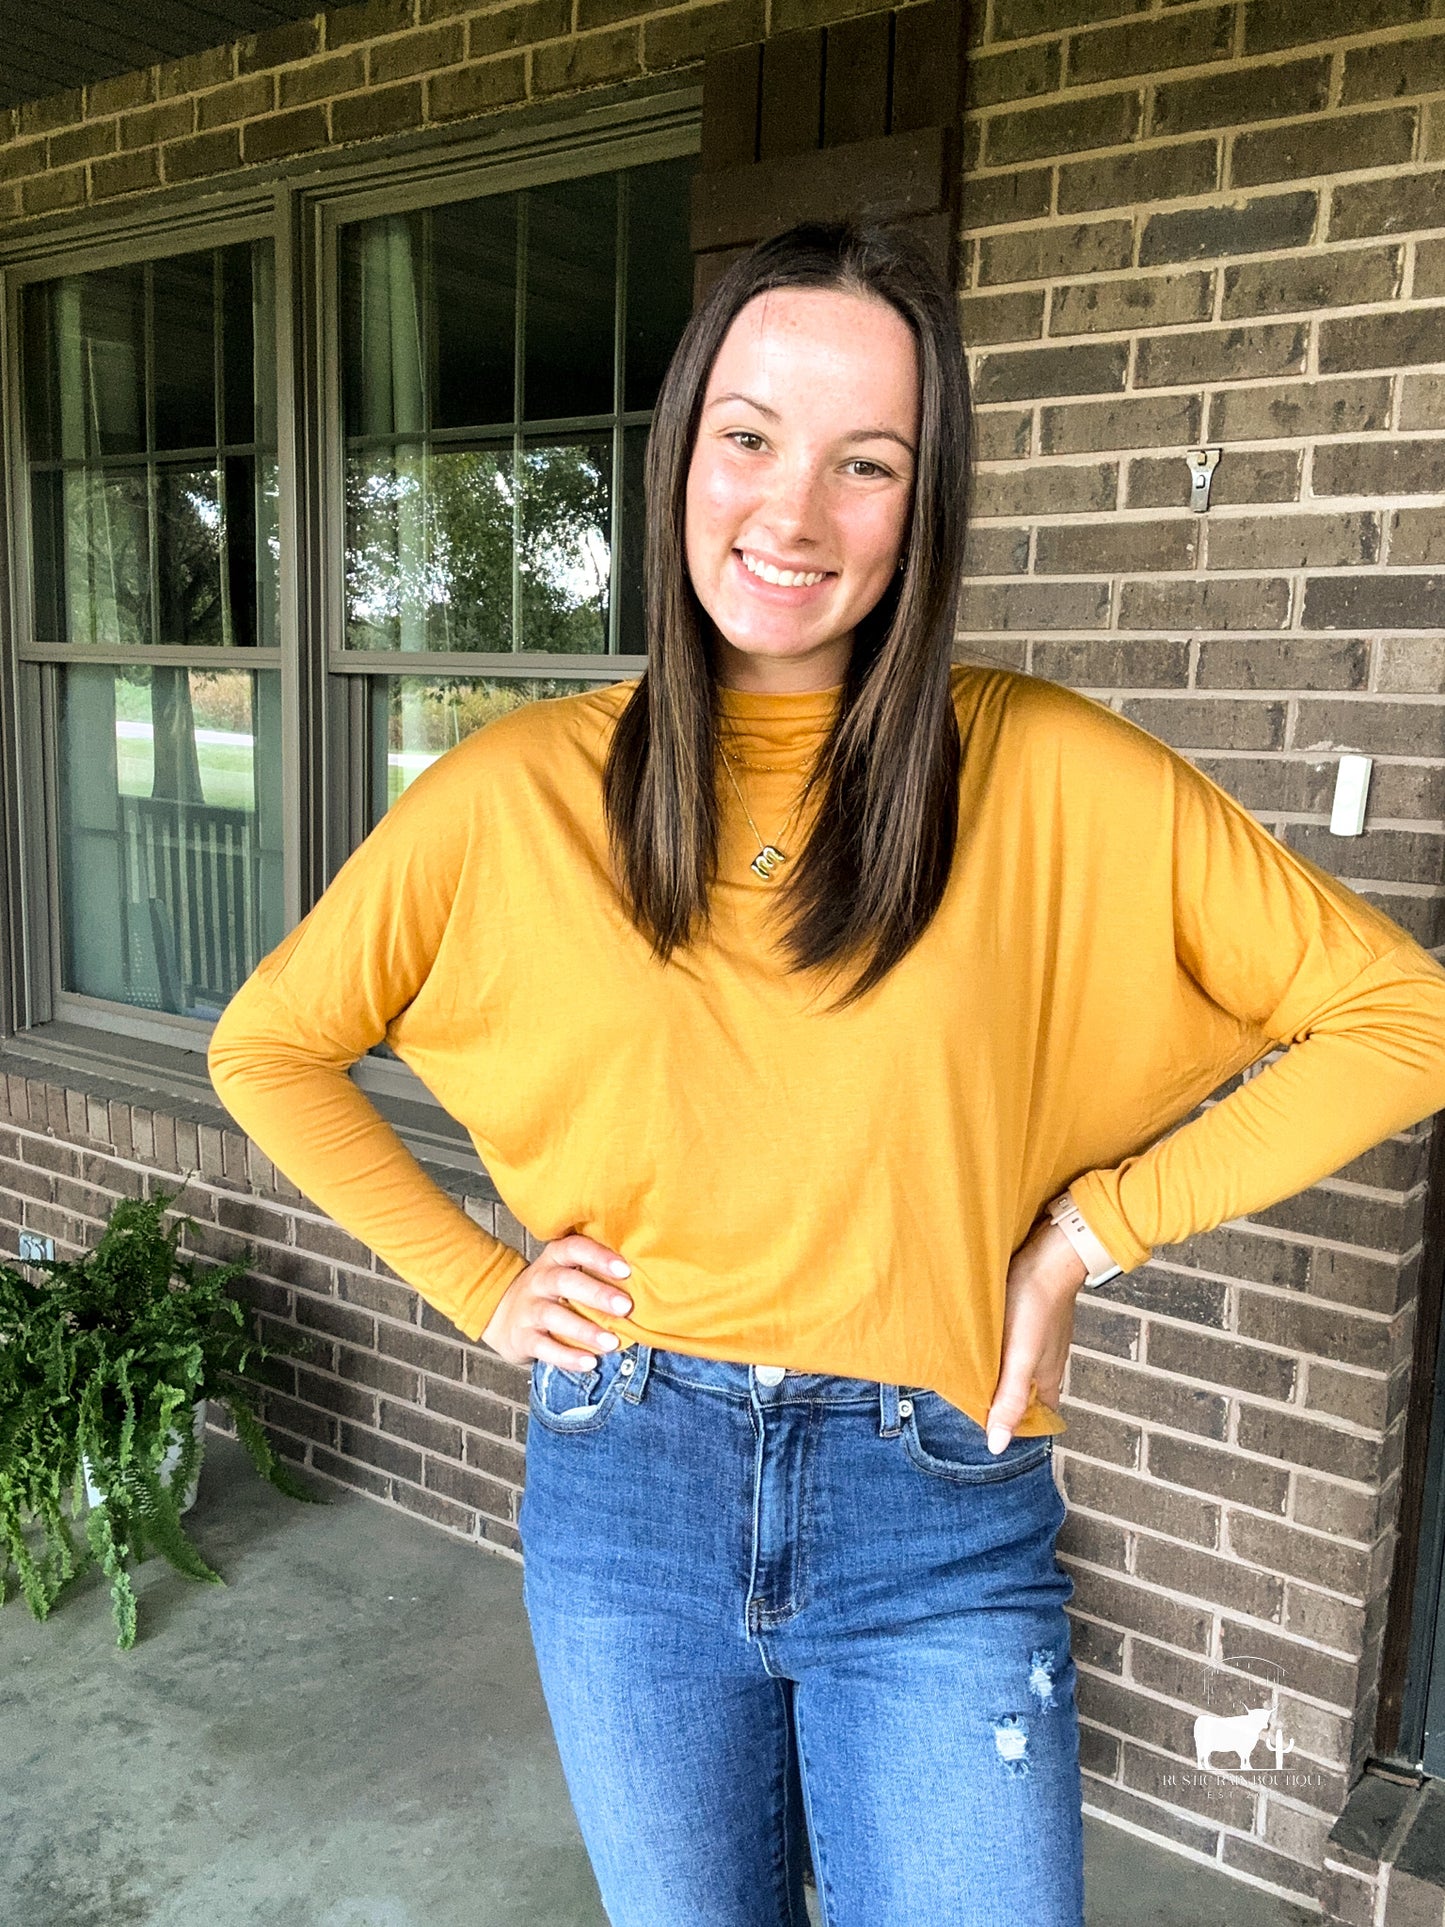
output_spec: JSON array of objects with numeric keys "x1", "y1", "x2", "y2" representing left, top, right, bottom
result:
[{"x1": 690, "y1": 124, "x2": 950, "y2": 253}]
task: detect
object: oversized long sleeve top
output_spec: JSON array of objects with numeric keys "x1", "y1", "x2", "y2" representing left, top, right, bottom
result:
[{"x1": 207, "y1": 664, "x2": 1445, "y2": 1439}]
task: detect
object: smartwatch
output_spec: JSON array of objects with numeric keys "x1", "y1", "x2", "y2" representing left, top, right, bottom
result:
[{"x1": 1044, "y1": 1190, "x2": 1124, "y2": 1287}]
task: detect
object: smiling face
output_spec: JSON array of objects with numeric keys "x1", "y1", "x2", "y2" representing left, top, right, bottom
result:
[{"x1": 682, "y1": 284, "x2": 921, "y2": 693}]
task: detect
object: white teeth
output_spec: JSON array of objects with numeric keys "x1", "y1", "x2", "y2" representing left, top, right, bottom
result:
[{"x1": 740, "y1": 551, "x2": 827, "y2": 588}]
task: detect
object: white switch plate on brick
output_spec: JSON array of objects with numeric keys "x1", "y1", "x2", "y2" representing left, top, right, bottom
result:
[{"x1": 1329, "y1": 754, "x2": 1372, "y2": 836}]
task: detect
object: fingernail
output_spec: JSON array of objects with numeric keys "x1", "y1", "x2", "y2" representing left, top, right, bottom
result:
[
  {"x1": 987, "y1": 1423, "x2": 1011, "y2": 1455},
  {"x1": 598, "y1": 1333, "x2": 619, "y2": 1349},
  {"x1": 609, "y1": 1258, "x2": 631, "y2": 1277},
  {"x1": 612, "y1": 1296, "x2": 632, "y2": 1313}
]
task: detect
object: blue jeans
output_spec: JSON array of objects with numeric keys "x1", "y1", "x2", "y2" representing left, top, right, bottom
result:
[{"x1": 519, "y1": 1342, "x2": 1084, "y2": 1927}]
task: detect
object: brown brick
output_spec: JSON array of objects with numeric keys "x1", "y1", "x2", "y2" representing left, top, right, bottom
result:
[
  {"x1": 1139, "y1": 190, "x2": 1318, "y2": 266},
  {"x1": 1057, "y1": 139, "x2": 1219, "y2": 216},
  {"x1": 1204, "y1": 512, "x2": 1380, "y2": 571},
  {"x1": 964, "y1": 39, "x2": 1061, "y2": 110},
  {"x1": 86, "y1": 68, "x2": 154, "y2": 116},
  {"x1": 280, "y1": 52, "x2": 368, "y2": 108},
  {"x1": 1123, "y1": 696, "x2": 1289, "y2": 751},
  {"x1": 1197, "y1": 636, "x2": 1371, "y2": 691},
  {"x1": 239, "y1": 18, "x2": 324, "y2": 73},
  {"x1": 0, "y1": 138, "x2": 47, "y2": 185},
  {"x1": 1147, "y1": 1325, "x2": 1298, "y2": 1403},
  {"x1": 1062, "y1": 1457, "x2": 1221, "y2": 1546},
  {"x1": 1034, "y1": 519, "x2": 1198, "y2": 574},
  {"x1": 1238, "y1": 1290, "x2": 1393, "y2": 1375},
  {"x1": 326, "y1": 0, "x2": 414, "y2": 49},
  {"x1": 972, "y1": 460, "x2": 1118, "y2": 517},
  {"x1": 644, "y1": 0, "x2": 763, "y2": 70},
  {"x1": 1319, "y1": 306, "x2": 1445, "y2": 373},
  {"x1": 163, "y1": 127, "x2": 242, "y2": 183},
  {"x1": 19, "y1": 88, "x2": 85, "y2": 136},
  {"x1": 196, "y1": 75, "x2": 275, "y2": 132},
  {"x1": 1148, "y1": 1433, "x2": 1291, "y2": 1515},
  {"x1": 1131, "y1": 444, "x2": 1302, "y2": 510},
  {"x1": 332, "y1": 81, "x2": 423, "y2": 143},
  {"x1": 379, "y1": 1321, "x2": 465, "y2": 1379},
  {"x1": 48, "y1": 119, "x2": 118, "y2": 170},
  {"x1": 1389, "y1": 506, "x2": 1445, "y2": 565},
  {"x1": 1206, "y1": 376, "x2": 1392, "y2": 442},
  {"x1": 1136, "y1": 320, "x2": 1308, "y2": 389},
  {"x1": 1055, "y1": 1401, "x2": 1141, "y2": 1466},
  {"x1": 1418, "y1": 238, "x2": 1445, "y2": 298},
  {"x1": 1310, "y1": 437, "x2": 1445, "y2": 497},
  {"x1": 1034, "y1": 637, "x2": 1189, "y2": 687},
  {"x1": 972, "y1": 408, "x2": 1033, "y2": 461},
  {"x1": 1222, "y1": 246, "x2": 1404, "y2": 321},
  {"x1": 469, "y1": 0, "x2": 571, "y2": 58},
  {"x1": 1228, "y1": 1508, "x2": 1372, "y2": 1593},
  {"x1": 958, "y1": 579, "x2": 1111, "y2": 629},
  {"x1": 973, "y1": 340, "x2": 1128, "y2": 403},
  {"x1": 960, "y1": 166, "x2": 1052, "y2": 230},
  {"x1": 983, "y1": 89, "x2": 1143, "y2": 166},
  {"x1": 982, "y1": 219, "x2": 1133, "y2": 286},
  {"x1": 1070, "y1": 1353, "x2": 1229, "y2": 1439},
  {"x1": 91, "y1": 148, "x2": 162, "y2": 200},
  {"x1": 242, "y1": 106, "x2": 330, "y2": 166},
  {"x1": 1068, "y1": 7, "x2": 1233, "y2": 87},
  {"x1": 960, "y1": 290, "x2": 1045, "y2": 344},
  {"x1": 370, "y1": 22, "x2": 466, "y2": 83},
  {"x1": 532, "y1": 25, "x2": 643, "y2": 93},
  {"x1": 1244, "y1": 0, "x2": 1424, "y2": 56},
  {"x1": 1305, "y1": 1362, "x2": 1394, "y2": 1433},
  {"x1": 1330, "y1": 168, "x2": 1445, "y2": 240},
  {"x1": 962, "y1": 525, "x2": 1030, "y2": 574},
  {"x1": 1303, "y1": 574, "x2": 1445, "y2": 631},
  {"x1": 1233, "y1": 108, "x2": 1418, "y2": 191},
  {"x1": 1040, "y1": 392, "x2": 1202, "y2": 455},
  {"x1": 1133, "y1": 1533, "x2": 1285, "y2": 1620},
  {"x1": 1048, "y1": 270, "x2": 1213, "y2": 336},
  {"x1": 1343, "y1": 33, "x2": 1445, "y2": 106},
  {"x1": 119, "y1": 99, "x2": 194, "y2": 149},
  {"x1": 157, "y1": 45, "x2": 235, "y2": 100},
  {"x1": 427, "y1": 54, "x2": 528, "y2": 120},
  {"x1": 1401, "y1": 371, "x2": 1445, "y2": 428},
  {"x1": 994, "y1": 0, "x2": 1147, "y2": 35},
  {"x1": 1152, "y1": 58, "x2": 1332, "y2": 137},
  {"x1": 1122, "y1": 575, "x2": 1293, "y2": 631},
  {"x1": 20, "y1": 169, "x2": 86, "y2": 216}
]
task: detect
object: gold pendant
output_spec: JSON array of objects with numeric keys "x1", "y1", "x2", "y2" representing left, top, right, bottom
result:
[{"x1": 750, "y1": 844, "x2": 785, "y2": 880}]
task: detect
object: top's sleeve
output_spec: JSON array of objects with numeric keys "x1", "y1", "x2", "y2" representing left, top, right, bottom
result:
[
  {"x1": 1069, "y1": 747, "x2": 1445, "y2": 1271},
  {"x1": 207, "y1": 745, "x2": 529, "y2": 1343}
]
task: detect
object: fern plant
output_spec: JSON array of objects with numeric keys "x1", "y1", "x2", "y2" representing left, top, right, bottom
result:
[{"x1": 0, "y1": 1180, "x2": 327, "y2": 1649}]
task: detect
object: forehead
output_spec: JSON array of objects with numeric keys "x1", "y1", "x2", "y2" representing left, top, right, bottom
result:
[{"x1": 706, "y1": 286, "x2": 918, "y2": 413}]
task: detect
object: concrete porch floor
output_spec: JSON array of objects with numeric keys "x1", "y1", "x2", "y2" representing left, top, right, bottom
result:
[{"x1": 4, "y1": 1429, "x2": 1318, "y2": 1927}]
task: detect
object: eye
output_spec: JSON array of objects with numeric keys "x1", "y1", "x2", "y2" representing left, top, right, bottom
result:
[
  {"x1": 725, "y1": 430, "x2": 766, "y2": 451},
  {"x1": 847, "y1": 459, "x2": 891, "y2": 479}
]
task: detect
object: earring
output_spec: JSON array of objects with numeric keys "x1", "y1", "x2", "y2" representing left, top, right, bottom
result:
[{"x1": 897, "y1": 555, "x2": 906, "y2": 571}]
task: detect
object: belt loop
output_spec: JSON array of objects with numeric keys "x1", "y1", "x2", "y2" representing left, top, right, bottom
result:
[
  {"x1": 879, "y1": 1380, "x2": 903, "y2": 1437},
  {"x1": 619, "y1": 1342, "x2": 652, "y2": 1404}
]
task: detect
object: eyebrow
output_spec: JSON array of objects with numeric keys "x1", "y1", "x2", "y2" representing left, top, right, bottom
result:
[{"x1": 705, "y1": 389, "x2": 916, "y2": 459}]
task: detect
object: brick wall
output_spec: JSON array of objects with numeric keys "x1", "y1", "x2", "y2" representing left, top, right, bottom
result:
[
  {"x1": 3, "y1": 1, "x2": 1445, "y2": 1920},
  {"x1": 956, "y1": 3, "x2": 1445, "y2": 1917}
]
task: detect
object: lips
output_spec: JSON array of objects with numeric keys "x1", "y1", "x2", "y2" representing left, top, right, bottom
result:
[{"x1": 731, "y1": 549, "x2": 835, "y2": 598}]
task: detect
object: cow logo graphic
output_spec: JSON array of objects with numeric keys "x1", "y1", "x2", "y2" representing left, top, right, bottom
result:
[
  {"x1": 1193, "y1": 1699, "x2": 1294, "y2": 1772},
  {"x1": 1160, "y1": 1657, "x2": 1322, "y2": 1798}
]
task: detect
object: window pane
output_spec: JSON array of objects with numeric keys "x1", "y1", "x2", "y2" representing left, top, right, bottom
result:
[
  {"x1": 619, "y1": 421, "x2": 648, "y2": 655},
  {"x1": 524, "y1": 172, "x2": 617, "y2": 423},
  {"x1": 518, "y1": 437, "x2": 611, "y2": 654},
  {"x1": 22, "y1": 241, "x2": 278, "y2": 647},
  {"x1": 624, "y1": 156, "x2": 696, "y2": 411},
  {"x1": 368, "y1": 674, "x2": 611, "y2": 822},
  {"x1": 345, "y1": 444, "x2": 515, "y2": 652},
  {"x1": 57, "y1": 664, "x2": 284, "y2": 1017},
  {"x1": 434, "y1": 196, "x2": 517, "y2": 433}
]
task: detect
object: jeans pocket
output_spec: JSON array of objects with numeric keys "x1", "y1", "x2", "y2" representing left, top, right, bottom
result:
[
  {"x1": 529, "y1": 1345, "x2": 631, "y2": 1435},
  {"x1": 900, "y1": 1390, "x2": 1053, "y2": 1486}
]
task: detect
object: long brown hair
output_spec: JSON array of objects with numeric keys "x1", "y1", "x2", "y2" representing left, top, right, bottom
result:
[{"x1": 602, "y1": 219, "x2": 974, "y2": 1012}]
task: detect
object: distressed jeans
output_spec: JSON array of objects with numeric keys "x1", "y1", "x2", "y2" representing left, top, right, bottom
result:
[{"x1": 518, "y1": 1342, "x2": 1084, "y2": 1927}]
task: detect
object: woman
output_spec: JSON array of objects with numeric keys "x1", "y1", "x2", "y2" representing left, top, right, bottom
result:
[{"x1": 209, "y1": 220, "x2": 1445, "y2": 1926}]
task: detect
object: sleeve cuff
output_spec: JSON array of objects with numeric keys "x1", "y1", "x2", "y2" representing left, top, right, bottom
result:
[{"x1": 1065, "y1": 1171, "x2": 1153, "y2": 1272}]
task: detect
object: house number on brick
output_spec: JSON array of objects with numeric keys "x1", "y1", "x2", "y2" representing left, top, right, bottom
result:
[{"x1": 1187, "y1": 447, "x2": 1221, "y2": 511}]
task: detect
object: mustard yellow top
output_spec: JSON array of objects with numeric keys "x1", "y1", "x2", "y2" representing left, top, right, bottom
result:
[{"x1": 207, "y1": 665, "x2": 1445, "y2": 1438}]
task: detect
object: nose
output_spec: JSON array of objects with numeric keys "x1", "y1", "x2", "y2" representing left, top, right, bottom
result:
[{"x1": 757, "y1": 451, "x2": 829, "y2": 543}]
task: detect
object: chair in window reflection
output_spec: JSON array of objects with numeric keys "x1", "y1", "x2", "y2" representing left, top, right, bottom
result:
[{"x1": 120, "y1": 797, "x2": 253, "y2": 1018}]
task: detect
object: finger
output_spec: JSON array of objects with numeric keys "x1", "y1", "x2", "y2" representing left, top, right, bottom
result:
[
  {"x1": 532, "y1": 1331, "x2": 608, "y2": 1371},
  {"x1": 554, "y1": 1233, "x2": 632, "y2": 1283},
  {"x1": 537, "y1": 1302, "x2": 624, "y2": 1369},
  {"x1": 986, "y1": 1352, "x2": 1038, "y2": 1453},
  {"x1": 544, "y1": 1265, "x2": 634, "y2": 1317}
]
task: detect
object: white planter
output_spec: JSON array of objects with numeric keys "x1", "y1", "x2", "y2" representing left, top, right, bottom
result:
[{"x1": 82, "y1": 1397, "x2": 208, "y2": 1515}]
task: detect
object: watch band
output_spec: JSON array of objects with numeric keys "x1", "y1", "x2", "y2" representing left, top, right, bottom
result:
[{"x1": 1045, "y1": 1190, "x2": 1123, "y2": 1287}]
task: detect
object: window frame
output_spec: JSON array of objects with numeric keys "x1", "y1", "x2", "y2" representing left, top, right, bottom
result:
[{"x1": 0, "y1": 81, "x2": 701, "y2": 1112}]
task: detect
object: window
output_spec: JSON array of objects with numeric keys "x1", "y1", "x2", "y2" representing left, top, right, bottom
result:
[
  {"x1": 19, "y1": 241, "x2": 284, "y2": 1024},
  {"x1": 3, "y1": 107, "x2": 699, "y2": 1061},
  {"x1": 334, "y1": 153, "x2": 694, "y2": 825}
]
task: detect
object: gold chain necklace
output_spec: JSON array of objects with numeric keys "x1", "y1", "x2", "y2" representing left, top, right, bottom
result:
[{"x1": 716, "y1": 739, "x2": 812, "y2": 880}]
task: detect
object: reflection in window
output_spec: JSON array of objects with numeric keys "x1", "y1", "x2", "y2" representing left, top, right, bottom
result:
[
  {"x1": 23, "y1": 241, "x2": 280, "y2": 648},
  {"x1": 368, "y1": 675, "x2": 613, "y2": 820},
  {"x1": 339, "y1": 154, "x2": 694, "y2": 659},
  {"x1": 57, "y1": 665, "x2": 284, "y2": 1017}
]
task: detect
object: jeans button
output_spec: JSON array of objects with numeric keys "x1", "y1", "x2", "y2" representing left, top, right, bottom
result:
[{"x1": 755, "y1": 1365, "x2": 786, "y2": 1387}]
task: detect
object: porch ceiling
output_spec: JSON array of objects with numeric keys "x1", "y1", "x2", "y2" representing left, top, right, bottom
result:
[{"x1": 0, "y1": 0, "x2": 325, "y2": 112}]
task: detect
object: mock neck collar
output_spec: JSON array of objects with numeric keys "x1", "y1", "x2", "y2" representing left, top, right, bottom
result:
[{"x1": 713, "y1": 678, "x2": 844, "y2": 771}]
